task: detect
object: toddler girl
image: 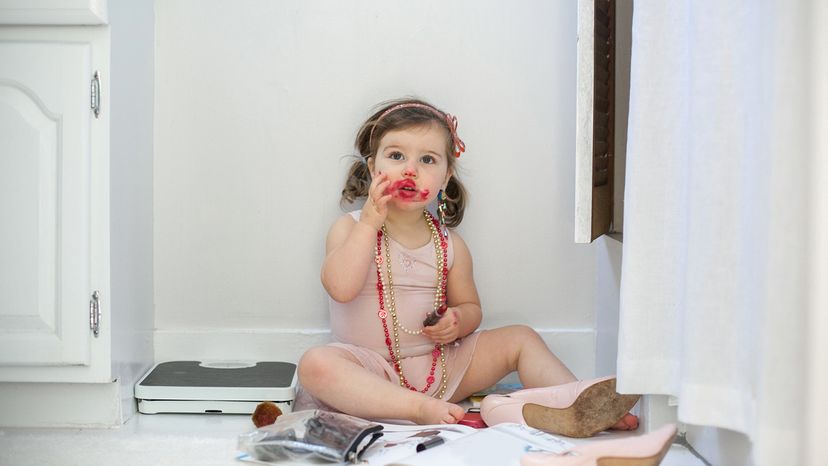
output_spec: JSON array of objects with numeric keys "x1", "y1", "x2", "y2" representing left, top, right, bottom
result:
[{"x1": 296, "y1": 98, "x2": 638, "y2": 434}]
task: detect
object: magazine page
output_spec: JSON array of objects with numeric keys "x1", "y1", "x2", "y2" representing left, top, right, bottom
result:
[
  {"x1": 359, "y1": 422, "x2": 478, "y2": 466},
  {"x1": 386, "y1": 422, "x2": 575, "y2": 466},
  {"x1": 488, "y1": 423, "x2": 575, "y2": 454}
]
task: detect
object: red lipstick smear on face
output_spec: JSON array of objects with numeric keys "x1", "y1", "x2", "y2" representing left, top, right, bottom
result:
[{"x1": 384, "y1": 179, "x2": 430, "y2": 201}]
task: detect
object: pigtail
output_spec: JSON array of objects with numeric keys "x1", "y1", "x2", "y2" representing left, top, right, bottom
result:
[
  {"x1": 340, "y1": 113, "x2": 382, "y2": 207},
  {"x1": 442, "y1": 176, "x2": 467, "y2": 228},
  {"x1": 340, "y1": 157, "x2": 372, "y2": 206}
]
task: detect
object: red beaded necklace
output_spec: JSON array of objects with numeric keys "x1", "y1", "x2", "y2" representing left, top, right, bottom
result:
[{"x1": 375, "y1": 210, "x2": 448, "y2": 397}]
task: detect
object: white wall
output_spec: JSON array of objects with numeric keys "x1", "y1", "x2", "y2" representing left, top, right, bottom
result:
[{"x1": 154, "y1": 0, "x2": 601, "y2": 377}]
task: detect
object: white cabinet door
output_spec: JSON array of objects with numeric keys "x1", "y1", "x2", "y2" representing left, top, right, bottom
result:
[
  {"x1": 0, "y1": 0, "x2": 108, "y2": 25},
  {"x1": 0, "y1": 39, "x2": 95, "y2": 369}
]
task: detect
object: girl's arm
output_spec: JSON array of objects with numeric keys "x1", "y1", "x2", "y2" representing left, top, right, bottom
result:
[
  {"x1": 321, "y1": 215, "x2": 377, "y2": 302},
  {"x1": 423, "y1": 231, "x2": 482, "y2": 343},
  {"x1": 322, "y1": 173, "x2": 392, "y2": 302}
]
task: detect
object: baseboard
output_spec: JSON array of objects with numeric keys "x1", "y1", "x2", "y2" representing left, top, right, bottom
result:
[
  {"x1": 638, "y1": 394, "x2": 678, "y2": 432},
  {"x1": 153, "y1": 327, "x2": 597, "y2": 379},
  {"x1": 0, "y1": 380, "x2": 122, "y2": 428}
]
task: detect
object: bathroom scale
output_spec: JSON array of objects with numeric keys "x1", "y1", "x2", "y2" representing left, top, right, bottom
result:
[{"x1": 134, "y1": 361, "x2": 297, "y2": 415}]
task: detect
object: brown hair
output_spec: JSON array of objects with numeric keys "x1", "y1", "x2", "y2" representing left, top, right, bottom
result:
[{"x1": 341, "y1": 98, "x2": 468, "y2": 227}]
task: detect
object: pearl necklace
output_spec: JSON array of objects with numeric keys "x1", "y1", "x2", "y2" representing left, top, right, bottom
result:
[{"x1": 375, "y1": 210, "x2": 448, "y2": 397}]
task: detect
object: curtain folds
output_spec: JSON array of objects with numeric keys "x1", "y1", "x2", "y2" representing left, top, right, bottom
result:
[{"x1": 617, "y1": 1, "x2": 812, "y2": 463}]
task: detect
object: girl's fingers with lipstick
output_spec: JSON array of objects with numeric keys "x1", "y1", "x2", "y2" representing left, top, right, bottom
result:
[
  {"x1": 361, "y1": 172, "x2": 392, "y2": 230},
  {"x1": 422, "y1": 308, "x2": 461, "y2": 344}
]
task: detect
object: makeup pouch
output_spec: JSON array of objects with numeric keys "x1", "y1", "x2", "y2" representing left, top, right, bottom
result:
[{"x1": 237, "y1": 409, "x2": 384, "y2": 463}]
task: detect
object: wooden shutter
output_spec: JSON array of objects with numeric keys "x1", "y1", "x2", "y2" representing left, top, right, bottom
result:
[{"x1": 575, "y1": 0, "x2": 615, "y2": 243}]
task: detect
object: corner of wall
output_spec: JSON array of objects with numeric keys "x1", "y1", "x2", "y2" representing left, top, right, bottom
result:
[
  {"x1": 594, "y1": 235, "x2": 623, "y2": 377},
  {"x1": 108, "y1": 0, "x2": 156, "y2": 416}
]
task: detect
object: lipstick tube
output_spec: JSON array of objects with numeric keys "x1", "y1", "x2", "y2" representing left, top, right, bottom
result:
[{"x1": 422, "y1": 304, "x2": 448, "y2": 327}]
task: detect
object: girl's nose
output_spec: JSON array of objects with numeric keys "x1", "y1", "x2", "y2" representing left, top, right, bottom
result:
[{"x1": 402, "y1": 164, "x2": 417, "y2": 178}]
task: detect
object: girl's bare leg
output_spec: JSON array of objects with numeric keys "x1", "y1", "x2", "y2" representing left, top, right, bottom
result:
[
  {"x1": 449, "y1": 325, "x2": 576, "y2": 402},
  {"x1": 298, "y1": 346, "x2": 465, "y2": 424},
  {"x1": 450, "y1": 325, "x2": 637, "y2": 430}
]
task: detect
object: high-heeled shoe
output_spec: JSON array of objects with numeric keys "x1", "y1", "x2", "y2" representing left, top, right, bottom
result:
[
  {"x1": 480, "y1": 376, "x2": 640, "y2": 438},
  {"x1": 520, "y1": 423, "x2": 677, "y2": 466}
]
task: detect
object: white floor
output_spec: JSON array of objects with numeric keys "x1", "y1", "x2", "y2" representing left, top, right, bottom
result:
[{"x1": 0, "y1": 413, "x2": 707, "y2": 466}]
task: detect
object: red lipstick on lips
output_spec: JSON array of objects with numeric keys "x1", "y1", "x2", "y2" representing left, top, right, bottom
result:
[{"x1": 385, "y1": 179, "x2": 430, "y2": 201}]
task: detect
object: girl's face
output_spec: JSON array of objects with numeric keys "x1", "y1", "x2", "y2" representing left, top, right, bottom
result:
[{"x1": 369, "y1": 123, "x2": 452, "y2": 210}]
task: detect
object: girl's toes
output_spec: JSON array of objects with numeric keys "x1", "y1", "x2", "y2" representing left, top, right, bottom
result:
[
  {"x1": 610, "y1": 413, "x2": 639, "y2": 430},
  {"x1": 622, "y1": 413, "x2": 639, "y2": 429}
]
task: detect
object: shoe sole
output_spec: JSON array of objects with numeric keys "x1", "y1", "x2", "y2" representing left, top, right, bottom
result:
[{"x1": 521, "y1": 378, "x2": 640, "y2": 438}]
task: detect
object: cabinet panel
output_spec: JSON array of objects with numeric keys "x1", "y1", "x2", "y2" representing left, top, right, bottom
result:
[
  {"x1": 0, "y1": 40, "x2": 93, "y2": 368},
  {"x1": 0, "y1": 0, "x2": 107, "y2": 25}
]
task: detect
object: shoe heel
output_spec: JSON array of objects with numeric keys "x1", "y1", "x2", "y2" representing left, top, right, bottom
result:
[{"x1": 522, "y1": 378, "x2": 640, "y2": 438}]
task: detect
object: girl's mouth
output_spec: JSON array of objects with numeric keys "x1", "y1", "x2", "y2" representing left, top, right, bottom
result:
[{"x1": 385, "y1": 179, "x2": 430, "y2": 201}]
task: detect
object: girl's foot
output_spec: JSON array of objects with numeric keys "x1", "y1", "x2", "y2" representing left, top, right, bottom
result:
[
  {"x1": 610, "y1": 412, "x2": 639, "y2": 430},
  {"x1": 414, "y1": 397, "x2": 465, "y2": 425}
]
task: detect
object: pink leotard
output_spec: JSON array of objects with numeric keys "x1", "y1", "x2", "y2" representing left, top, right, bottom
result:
[{"x1": 295, "y1": 210, "x2": 481, "y2": 410}]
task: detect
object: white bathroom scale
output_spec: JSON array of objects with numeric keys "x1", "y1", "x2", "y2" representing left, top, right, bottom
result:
[{"x1": 134, "y1": 361, "x2": 297, "y2": 415}]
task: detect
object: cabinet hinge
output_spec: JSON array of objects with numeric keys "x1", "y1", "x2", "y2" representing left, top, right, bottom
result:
[
  {"x1": 90, "y1": 291, "x2": 101, "y2": 337},
  {"x1": 91, "y1": 71, "x2": 101, "y2": 118}
]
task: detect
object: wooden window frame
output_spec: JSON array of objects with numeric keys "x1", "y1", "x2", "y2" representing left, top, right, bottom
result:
[{"x1": 576, "y1": 0, "x2": 629, "y2": 243}]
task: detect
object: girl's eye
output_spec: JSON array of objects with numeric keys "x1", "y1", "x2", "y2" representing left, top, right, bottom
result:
[
  {"x1": 421, "y1": 155, "x2": 436, "y2": 164},
  {"x1": 389, "y1": 151, "x2": 404, "y2": 160}
]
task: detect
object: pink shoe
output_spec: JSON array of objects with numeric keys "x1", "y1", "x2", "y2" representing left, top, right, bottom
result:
[
  {"x1": 480, "y1": 376, "x2": 640, "y2": 438},
  {"x1": 520, "y1": 424, "x2": 677, "y2": 466}
]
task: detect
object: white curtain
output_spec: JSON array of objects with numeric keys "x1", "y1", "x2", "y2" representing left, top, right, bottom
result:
[{"x1": 616, "y1": 1, "x2": 815, "y2": 463}]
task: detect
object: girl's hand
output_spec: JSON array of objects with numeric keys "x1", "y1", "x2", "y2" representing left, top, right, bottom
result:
[
  {"x1": 361, "y1": 171, "x2": 393, "y2": 230},
  {"x1": 422, "y1": 307, "x2": 461, "y2": 344}
]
